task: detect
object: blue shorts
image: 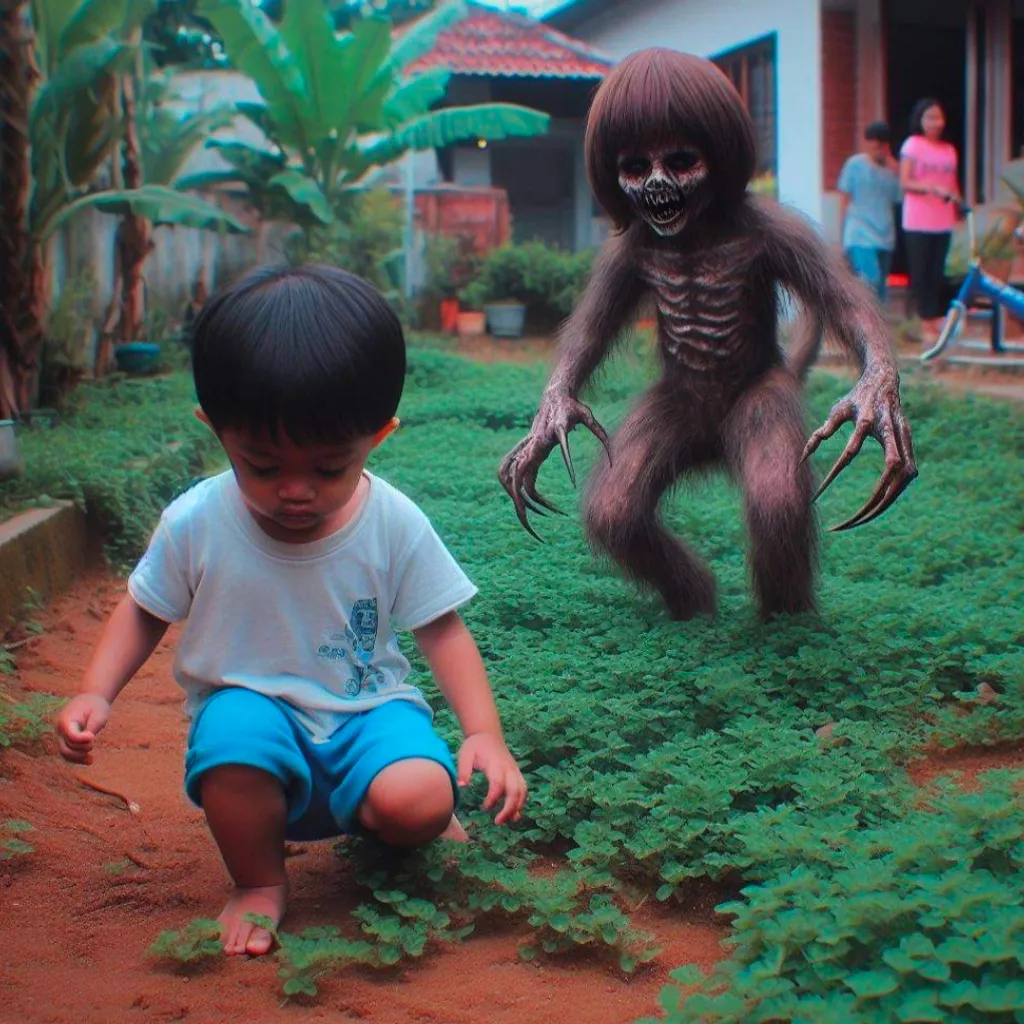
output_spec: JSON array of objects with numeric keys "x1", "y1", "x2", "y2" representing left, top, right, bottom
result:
[{"x1": 184, "y1": 688, "x2": 458, "y2": 842}]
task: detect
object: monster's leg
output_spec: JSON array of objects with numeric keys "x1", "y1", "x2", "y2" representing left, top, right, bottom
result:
[
  {"x1": 583, "y1": 382, "x2": 718, "y2": 620},
  {"x1": 723, "y1": 367, "x2": 817, "y2": 618}
]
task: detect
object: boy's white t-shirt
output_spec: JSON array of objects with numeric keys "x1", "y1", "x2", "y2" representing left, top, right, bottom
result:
[{"x1": 127, "y1": 470, "x2": 478, "y2": 743}]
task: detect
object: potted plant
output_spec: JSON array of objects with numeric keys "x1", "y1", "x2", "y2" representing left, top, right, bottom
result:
[
  {"x1": 461, "y1": 245, "x2": 532, "y2": 339},
  {"x1": 421, "y1": 234, "x2": 460, "y2": 332}
]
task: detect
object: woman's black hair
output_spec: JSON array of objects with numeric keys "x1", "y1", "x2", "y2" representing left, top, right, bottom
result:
[
  {"x1": 908, "y1": 97, "x2": 944, "y2": 138},
  {"x1": 189, "y1": 263, "x2": 406, "y2": 444}
]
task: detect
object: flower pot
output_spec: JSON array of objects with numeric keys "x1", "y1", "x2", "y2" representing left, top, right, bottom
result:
[
  {"x1": 0, "y1": 419, "x2": 23, "y2": 482},
  {"x1": 456, "y1": 311, "x2": 486, "y2": 338},
  {"x1": 484, "y1": 301, "x2": 526, "y2": 339},
  {"x1": 440, "y1": 298, "x2": 460, "y2": 334},
  {"x1": 114, "y1": 342, "x2": 162, "y2": 375}
]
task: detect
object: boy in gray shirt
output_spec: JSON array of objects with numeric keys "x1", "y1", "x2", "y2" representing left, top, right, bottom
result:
[{"x1": 837, "y1": 121, "x2": 902, "y2": 305}]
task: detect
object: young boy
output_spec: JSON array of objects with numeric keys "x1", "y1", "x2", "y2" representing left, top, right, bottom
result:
[
  {"x1": 55, "y1": 263, "x2": 527, "y2": 957},
  {"x1": 837, "y1": 121, "x2": 902, "y2": 305}
]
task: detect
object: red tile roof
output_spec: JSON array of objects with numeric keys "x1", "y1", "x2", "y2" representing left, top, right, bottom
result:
[{"x1": 403, "y1": 4, "x2": 613, "y2": 80}]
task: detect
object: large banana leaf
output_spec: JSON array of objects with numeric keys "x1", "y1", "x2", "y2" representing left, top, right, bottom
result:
[
  {"x1": 195, "y1": 0, "x2": 310, "y2": 154},
  {"x1": 391, "y1": 103, "x2": 551, "y2": 152},
  {"x1": 349, "y1": 101, "x2": 550, "y2": 183},
  {"x1": 44, "y1": 185, "x2": 251, "y2": 239},
  {"x1": 339, "y1": 17, "x2": 395, "y2": 136},
  {"x1": 144, "y1": 106, "x2": 235, "y2": 186},
  {"x1": 177, "y1": 142, "x2": 302, "y2": 223},
  {"x1": 204, "y1": 138, "x2": 288, "y2": 180},
  {"x1": 277, "y1": 0, "x2": 356, "y2": 145},
  {"x1": 173, "y1": 170, "x2": 246, "y2": 193},
  {"x1": 28, "y1": 36, "x2": 128, "y2": 147},
  {"x1": 29, "y1": 38, "x2": 128, "y2": 234},
  {"x1": 268, "y1": 169, "x2": 333, "y2": 225},
  {"x1": 57, "y1": 0, "x2": 126, "y2": 59},
  {"x1": 235, "y1": 101, "x2": 278, "y2": 144},
  {"x1": 57, "y1": 0, "x2": 155, "y2": 58},
  {"x1": 30, "y1": 0, "x2": 85, "y2": 77},
  {"x1": 383, "y1": 68, "x2": 452, "y2": 128}
]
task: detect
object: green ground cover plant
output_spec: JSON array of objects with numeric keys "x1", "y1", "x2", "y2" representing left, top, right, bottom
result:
[{"x1": 2, "y1": 338, "x2": 1024, "y2": 1016}]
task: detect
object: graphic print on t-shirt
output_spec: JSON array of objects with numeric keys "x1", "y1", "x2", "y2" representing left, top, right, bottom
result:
[{"x1": 316, "y1": 598, "x2": 387, "y2": 697}]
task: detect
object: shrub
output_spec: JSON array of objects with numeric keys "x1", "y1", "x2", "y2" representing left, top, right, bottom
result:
[{"x1": 459, "y1": 242, "x2": 594, "y2": 327}]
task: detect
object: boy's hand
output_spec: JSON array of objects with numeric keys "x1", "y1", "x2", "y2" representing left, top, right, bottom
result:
[
  {"x1": 56, "y1": 694, "x2": 111, "y2": 765},
  {"x1": 456, "y1": 732, "x2": 527, "y2": 825}
]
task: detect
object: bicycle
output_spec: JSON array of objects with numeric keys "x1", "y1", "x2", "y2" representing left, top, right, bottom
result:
[{"x1": 920, "y1": 203, "x2": 1024, "y2": 362}]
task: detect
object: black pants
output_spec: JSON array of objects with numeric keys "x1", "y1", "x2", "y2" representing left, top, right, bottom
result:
[{"x1": 904, "y1": 230, "x2": 952, "y2": 320}]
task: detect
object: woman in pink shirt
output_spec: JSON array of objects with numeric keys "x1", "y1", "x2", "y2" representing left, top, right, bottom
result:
[{"x1": 899, "y1": 98, "x2": 961, "y2": 343}]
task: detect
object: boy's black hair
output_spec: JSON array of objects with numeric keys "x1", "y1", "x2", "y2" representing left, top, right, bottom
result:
[
  {"x1": 190, "y1": 263, "x2": 406, "y2": 444},
  {"x1": 908, "y1": 97, "x2": 943, "y2": 137},
  {"x1": 864, "y1": 121, "x2": 890, "y2": 143}
]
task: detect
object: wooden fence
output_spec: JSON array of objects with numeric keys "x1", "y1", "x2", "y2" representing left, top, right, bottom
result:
[{"x1": 46, "y1": 184, "x2": 513, "y2": 366}]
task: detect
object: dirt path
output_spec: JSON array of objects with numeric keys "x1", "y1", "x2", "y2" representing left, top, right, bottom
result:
[{"x1": 0, "y1": 572, "x2": 726, "y2": 1024}]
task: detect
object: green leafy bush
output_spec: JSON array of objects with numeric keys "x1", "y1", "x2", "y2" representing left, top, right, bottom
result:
[
  {"x1": 460, "y1": 242, "x2": 594, "y2": 324},
  {"x1": 646, "y1": 772, "x2": 1024, "y2": 1023},
  {"x1": 287, "y1": 189, "x2": 404, "y2": 294}
]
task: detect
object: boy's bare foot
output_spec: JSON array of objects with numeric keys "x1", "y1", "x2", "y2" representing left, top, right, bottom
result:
[{"x1": 218, "y1": 883, "x2": 288, "y2": 956}]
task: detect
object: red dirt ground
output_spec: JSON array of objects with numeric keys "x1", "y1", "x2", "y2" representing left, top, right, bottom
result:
[{"x1": 0, "y1": 572, "x2": 728, "y2": 1024}]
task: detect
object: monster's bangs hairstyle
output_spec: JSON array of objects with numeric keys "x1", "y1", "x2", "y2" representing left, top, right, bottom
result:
[
  {"x1": 908, "y1": 97, "x2": 943, "y2": 137},
  {"x1": 190, "y1": 263, "x2": 406, "y2": 444},
  {"x1": 864, "y1": 120, "x2": 891, "y2": 143},
  {"x1": 586, "y1": 47, "x2": 757, "y2": 229}
]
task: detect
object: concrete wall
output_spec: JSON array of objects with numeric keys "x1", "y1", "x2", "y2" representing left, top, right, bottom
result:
[
  {"x1": 0, "y1": 504, "x2": 100, "y2": 630},
  {"x1": 552, "y1": 0, "x2": 826, "y2": 227}
]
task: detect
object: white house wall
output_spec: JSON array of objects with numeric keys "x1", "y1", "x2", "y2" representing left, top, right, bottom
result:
[{"x1": 561, "y1": 0, "x2": 825, "y2": 227}]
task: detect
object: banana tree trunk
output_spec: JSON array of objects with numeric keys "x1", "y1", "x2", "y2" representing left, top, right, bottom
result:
[
  {"x1": 116, "y1": 71, "x2": 153, "y2": 347},
  {"x1": 0, "y1": 0, "x2": 40, "y2": 418}
]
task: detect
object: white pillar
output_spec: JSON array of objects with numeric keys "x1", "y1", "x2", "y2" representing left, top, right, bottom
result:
[{"x1": 572, "y1": 133, "x2": 592, "y2": 251}]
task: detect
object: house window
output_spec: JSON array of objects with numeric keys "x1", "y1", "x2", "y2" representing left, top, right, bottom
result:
[{"x1": 713, "y1": 34, "x2": 778, "y2": 180}]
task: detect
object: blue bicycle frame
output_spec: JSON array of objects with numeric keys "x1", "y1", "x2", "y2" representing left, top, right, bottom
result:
[{"x1": 921, "y1": 205, "x2": 1024, "y2": 362}]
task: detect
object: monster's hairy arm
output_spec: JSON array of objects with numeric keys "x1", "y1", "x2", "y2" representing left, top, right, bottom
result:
[
  {"x1": 544, "y1": 229, "x2": 645, "y2": 402},
  {"x1": 761, "y1": 203, "x2": 917, "y2": 531},
  {"x1": 498, "y1": 231, "x2": 645, "y2": 537}
]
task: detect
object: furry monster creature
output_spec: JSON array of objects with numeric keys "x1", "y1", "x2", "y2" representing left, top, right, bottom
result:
[{"x1": 498, "y1": 48, "x2": 917, "y2": 621}]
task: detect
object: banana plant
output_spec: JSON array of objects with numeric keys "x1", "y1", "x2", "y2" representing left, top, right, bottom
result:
[
  {"x1": 32, "y1": 0, "x2": 251, "y2": 376},
  {"x1": 185, "y1": 0, "x2": 550, "y2": 241},
  {"x1": 1, "y1": 0, "x2": 253, "y2": 412}
]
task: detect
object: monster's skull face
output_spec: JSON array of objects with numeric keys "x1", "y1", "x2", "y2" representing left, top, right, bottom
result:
[{"x1": 617, "y1": 146, "x2": 709, "y2": 236}]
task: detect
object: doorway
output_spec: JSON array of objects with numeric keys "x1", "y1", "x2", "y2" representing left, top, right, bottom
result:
[{"x1": 884, "y1": 0, "x2": 968, "y2": 275}]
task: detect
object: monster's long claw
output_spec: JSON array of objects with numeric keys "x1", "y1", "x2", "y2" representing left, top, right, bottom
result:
[
  {"x1": 802, "y1": 402, "x2": 852, "y2": 465},
  {"x1": 556, "y1": 427, "x2": 576, "y2": 487},
  {"x1": 521, "y1": 495, "x2": 549, "y2": 517},
  {"x1": 583, "y1": 412, "x2": 613, "y2": 466},
  {"x1": 512, "y1": 487, "x2": 544, "y2": 542},
  {"x1": 801, "y1": 425, "x2": 832, "y2": 465},
  {"x1": 812, "y1": 424, "x2": 869, "y2": 502},
  {"x1": 525, "y1": 483, "x2": 565, "y2": 517},
  {"x1": 830, "y1": 465, "x2": 913, "y2": 532}
]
